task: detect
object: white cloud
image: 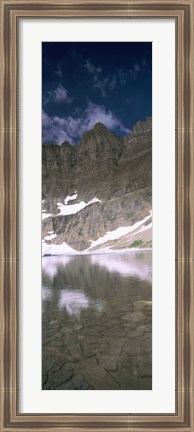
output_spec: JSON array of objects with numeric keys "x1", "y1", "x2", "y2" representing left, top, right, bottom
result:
[
  {"x1": 55, "y1": 65, "x2": 62, "y2": 77},
  {"x1": 109, "y1": 74, "x2": 117, "y2": 90},
  {"x1": 126, "y1": 96, "x2": 133, "y2": 104},
  {"x1": 42, "y1": 102, "x2": 130, "y2": 144},
  {"x1": 83, "y1": 103, "x2": 129, "y2": 134},
  {"x1": 84, "y1": 59, "x2": 145, "y2": 95},
  {"x1": 134, "y1": 63, "x2": 140, "y2": 72},
  {"x1": 117, "y1": 68, "x2": 128, "y2": 85},
  {"x1": 42, "y1": 111, "x2": 72, "y2": 143},
  {"x1": 129, "y1": 63, "x2": 142, "y2": 80},
  {"x1": 42, "y1": 110, "x2": 51, "y2": 128},
  {"x1": 93, "y1": 77, "x2": 109, "y2": 97},
  {"x1": 43, "y1": 84, "x2": 73, "y2": 104},
  {"x1": 83, "y1": 60, "x2": 108, "y2": 96},
  {"x1": 117, "y1": 63, "x2": 145, "y2": 84},
  {"x1": 83, "y1": 59, "x2": 102, "y2": 75},
  {"x1": 83, "y1": 60, "x2": 118, "y2": 96}
]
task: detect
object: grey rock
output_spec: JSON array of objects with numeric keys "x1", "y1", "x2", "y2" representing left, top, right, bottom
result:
[
  {"x1": 109, "y1": 366, "x2": 138, "y2": 390},
  {"x1": 102, "y1": 326, "x2": 126, "y2": 338},
  {"x1": 108, "y1": 337, "x2": 128, "y2": 347},
  {"x1": 85, "y1": 366, "x2": 120, "y2": 390},
  {"x1": 127, "y1": 330, "x2": 144, "y2": 340},
  {"x1": 50, "y1": 366, "x2": 74, "y2": 388},
  {"x1": 98, "y1": 355, "x2": 119, "y2": 372},
  {"x1": 133, "y1": 300, "x2": 152, "y2": 311},
  {"x1": 67, "y1": 343, "x2": 82, "y2": 361},
  {"x1": 122, "y1": 312, "x2": 145, "y2": 322},
  {"x1": 77, "y1": 335, "x2": 85, "y2": 341},
  {"x1": 42, "y1": 118, "x2": 152, "y2": 251}
]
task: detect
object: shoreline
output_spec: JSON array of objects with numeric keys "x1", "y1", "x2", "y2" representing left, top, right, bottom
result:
[{"x1": 42, "y1": 247, "x2": 152, "y2": 258}]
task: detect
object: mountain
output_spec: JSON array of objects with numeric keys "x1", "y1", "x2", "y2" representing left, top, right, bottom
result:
[{"x1": 42, "y1": 117, "x2": 152, "y2": 253}]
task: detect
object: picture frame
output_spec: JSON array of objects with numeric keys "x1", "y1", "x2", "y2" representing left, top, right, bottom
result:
[{"x1": 0, "y1": 0, "x2": 193, "y2": 430}]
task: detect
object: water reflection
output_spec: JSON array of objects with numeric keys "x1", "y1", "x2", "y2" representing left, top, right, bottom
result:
[
  {"x1": 59, "y1": 289, "x2": 89, "y2": 316},
  {"x1": 90, "y1": 252, "x2": 152, "y2": 282},
  {"x1": 58, "y1": 289, "x2": 104, "y2": 318},
  {"x1": 42, "y1": 252, "x2": 152, "y2": 390},
  {"x1": 42, "y1": 251, "x2": 152, "y2": 283},
  {"x1": 42, "y1": 286, "x2": 52, "y2": 301}
]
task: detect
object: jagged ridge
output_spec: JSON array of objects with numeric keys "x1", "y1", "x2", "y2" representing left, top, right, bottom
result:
[{"x1": 42, "y1": 118, "x2": 152, "y2": 251}]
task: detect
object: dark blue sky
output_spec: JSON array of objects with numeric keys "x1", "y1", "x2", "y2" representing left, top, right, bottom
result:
[{"x1": 42, "y1": 42, "x2": 152, "y2": 144}]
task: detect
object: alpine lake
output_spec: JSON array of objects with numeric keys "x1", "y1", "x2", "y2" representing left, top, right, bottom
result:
[{"x1": 42, "y1": 251, "x2": 152, "y2": 390}]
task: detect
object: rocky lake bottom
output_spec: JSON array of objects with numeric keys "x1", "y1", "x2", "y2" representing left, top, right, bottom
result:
[{"x1": 42, "y1": 251, "x2": 152, "y2": 390}]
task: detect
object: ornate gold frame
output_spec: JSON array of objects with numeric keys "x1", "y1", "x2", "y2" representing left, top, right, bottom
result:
[{"x1": 0, "y1": 1, "x2": 194, "y2": 430}]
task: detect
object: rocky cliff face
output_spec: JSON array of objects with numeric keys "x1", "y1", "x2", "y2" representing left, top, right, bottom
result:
[{"x1": 42, "y1": 118, "x2": 152, "y2": 252}]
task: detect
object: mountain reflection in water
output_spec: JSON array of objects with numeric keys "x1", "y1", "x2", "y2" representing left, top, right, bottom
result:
[{"x1": 42, "y1": 251, "x2": 152, "y2": 390}]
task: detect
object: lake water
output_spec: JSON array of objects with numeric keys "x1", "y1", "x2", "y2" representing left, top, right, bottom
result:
[{"x1": 42, "y1": 251, "x2": 152, "y2": 390}]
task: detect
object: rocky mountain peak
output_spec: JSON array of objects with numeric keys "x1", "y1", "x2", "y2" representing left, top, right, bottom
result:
[
  {"x1": 132, "y1": 117, "x2": 152, "y2": 135},
  {"x1": 81, "y1": 121, "x2": 112, "y2": 142},
  {"x1": 42, "y1": 117, "x2": 152, "y2": 251},
  {"x1": 61, "y1": 140, "x2": 72, "y2": 147},
  {"x1": 93, "y1": 122, "x2": 109, "y2": 131}
]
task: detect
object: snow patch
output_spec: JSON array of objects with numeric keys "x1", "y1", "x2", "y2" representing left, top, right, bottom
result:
[
  {"x1": 42, "y1": 212, "x2": 52, "y2": 220},
  {"x1": 57, "y1": 197, "x2": 101, "y2": 216},
  {"x1": 138, "y1": 222, "x2": 152, "y2": 233},
  {"x1": 88, "y1": 213, "x2": 152, "y2": 249},
  {"x1": 42, "y1": 240, "x2": 78, "y2": 256},
  {"x1": 42, "y1": 211, "x2": 152, "y2": 256},
  {"x1": 44, "y1": 233, "x2": 57, "y2": 241},
  {"x1": 64, "y1": 192, "x2": 77, "y2": 205}
]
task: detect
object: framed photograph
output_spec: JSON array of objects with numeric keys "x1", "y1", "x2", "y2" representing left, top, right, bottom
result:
[{"x1": 0, "y1": 1, "x2": 193, "y2": 431}]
